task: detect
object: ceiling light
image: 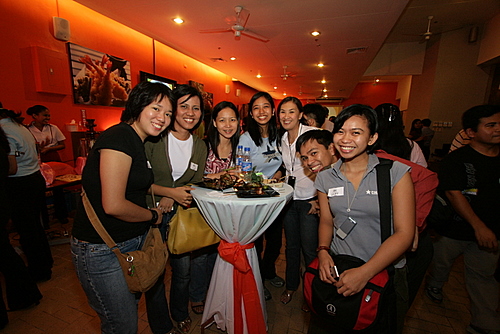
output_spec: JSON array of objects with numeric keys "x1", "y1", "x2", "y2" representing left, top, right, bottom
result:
[
  {"x1": 273, "y1": 86, "x2": 278, "y2": 90},
  {"x1": 283, "y1": 92, "x2": 287, "y2": 96},
  {"x1": 256, "y1": 74, "x2": 262, "y2": 78},
  {"x1": 230, "y1": 57, "x2": 236, "y2": 61},
  {"x1": 375, "y1": 78, "x2": 380, "y2": 82},
  {"x1": 321, "y1": 79, "x2": 326, "y2": 84},
  {"x1": 172, "y1": 18, "x2": 184, "y2": 24},
  {"x1": 323, "y1": 88, "x2": 327, "y2": 92},
  {"x1": 317, "y1": 63, "x2": 324, "y2": 68},
  {"x1": 311, "y1": 31, "x2": 321, "y2": 37}
]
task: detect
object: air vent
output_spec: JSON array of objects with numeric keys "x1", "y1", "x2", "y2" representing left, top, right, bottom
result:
[
  {"x1": 209, "y1": 57, "x2": 227, "y2": 62},
  {"x1": 316, "y1": 97, "x2": 344, "y2": 103},
  {"x1": 346, "y1": 46, "x2": 368, "y2": 54}
]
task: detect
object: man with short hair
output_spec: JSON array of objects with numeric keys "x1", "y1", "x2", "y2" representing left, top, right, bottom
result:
[
  {"x1": 417, "y1": 118, "x2": 435, "y2": 160},
  {"x1": 426, "y1": 105, "x2": 500, "y2": 334}
]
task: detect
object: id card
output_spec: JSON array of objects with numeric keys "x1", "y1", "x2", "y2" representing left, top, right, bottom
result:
[{"x1": 336, "y1": 217, "x2": 357, "y2": 240}]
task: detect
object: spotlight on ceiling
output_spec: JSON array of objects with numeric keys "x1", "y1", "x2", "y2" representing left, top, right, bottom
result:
[
  {"x1": 172, "y1": 18, "x2": 184, "y2": 24},
  {"x1": 311, "y1": 31, "x2": 321, "y2": 37}
]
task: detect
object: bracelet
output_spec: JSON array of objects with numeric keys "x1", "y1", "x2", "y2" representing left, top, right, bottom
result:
[
  {"x1": 149, "y1": 209, "x2": 158, "y2": 224},
  {"x1": 316, "y1": 245, "x2": 330, "y2": 253}
]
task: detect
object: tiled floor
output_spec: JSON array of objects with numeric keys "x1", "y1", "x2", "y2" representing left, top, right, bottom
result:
[{"x1": 0, "y1": 223, "x2": 480, "y2": 334}]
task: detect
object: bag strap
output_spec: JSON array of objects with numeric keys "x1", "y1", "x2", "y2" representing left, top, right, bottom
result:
[
  {"x1": 81, "y1": 188, "x2": 119, "y2": 250},
  {"x1": 375, "y1": 158, "x2": 393, "y2": 243}
]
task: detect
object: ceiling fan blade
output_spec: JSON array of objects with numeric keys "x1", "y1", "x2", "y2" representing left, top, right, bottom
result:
[
  {"x1": 240, "y1": 10, "x2": 250, "y2": 28},
  {"x1": 199, "y1": 28, "x2": 232, "y2": 34},
  {"x1": 241, "y1": 29, "x2": 270, "y2": 42}
]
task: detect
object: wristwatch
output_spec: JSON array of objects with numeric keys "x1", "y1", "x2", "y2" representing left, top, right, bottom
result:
[
  {"x1": 149, "y1": 209, "x2": 158, "y2": 224},
  {"x1": 316, "y1": 245, "x2": 330, "y2": 253}
]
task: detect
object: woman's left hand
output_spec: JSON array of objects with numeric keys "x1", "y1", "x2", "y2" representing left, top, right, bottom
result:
[
  {"x1": 308, "y1": 200, "x2": 320, "y2": 215},
  {"x1": 157, "y1": 197, "x2": 174, "y2": 213},
  {"x1": 333, "y1": 267, "x2": 371, "y2": 296}
]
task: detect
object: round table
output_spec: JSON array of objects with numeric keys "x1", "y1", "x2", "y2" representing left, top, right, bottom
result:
[{"x1": 191, "y1": 184, "x2": 293, "y2": 334}]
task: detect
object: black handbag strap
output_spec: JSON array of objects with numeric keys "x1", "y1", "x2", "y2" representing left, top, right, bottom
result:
[{"x1": 375, "y1": 158, "x2": 393, "y2": 243}]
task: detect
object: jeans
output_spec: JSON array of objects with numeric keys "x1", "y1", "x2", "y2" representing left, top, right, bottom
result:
[
  {"x1": 427, "y1": 235, "x2": 500, "y2": 331},
  {"x1": 170, "y1": 247, "x2": 216, "y2": 321},
  {"x1": 283, "y1": 199, "x2": 319, "y2": 290},
  {"x1": 72, "y1": 231, "x2": 174, "y2": 334}
]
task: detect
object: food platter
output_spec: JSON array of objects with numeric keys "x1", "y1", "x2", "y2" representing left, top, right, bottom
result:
[{"x1": 236, "y1": 186, "x2": 280, "y2": 198}]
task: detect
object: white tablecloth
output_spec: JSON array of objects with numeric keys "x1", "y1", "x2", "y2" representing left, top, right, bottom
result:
[{"x1": 191, "y1": 184, "x2": 293, "y2": 334}]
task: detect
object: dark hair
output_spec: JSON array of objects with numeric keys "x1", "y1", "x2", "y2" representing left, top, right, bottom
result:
[
  {"x1": 421, "y1": 118, "x2": 432, "y2": 127},
  {"x1": 277, "y1": 96, "x2": 304, "y2": 137},
  {"x1": 206, "y1": 101, "x2": 240, "y2": 164},
  {"x1": 462, "y1": 105, "x2": 500, "y2": 132},
  {"x1": 26, "y1": 105, "x2": 48, "y2": 116},
  {"x1": 246, "y1": 92, "x2": 278, "y2": 146},
  {"x1": 120, "y1": 81, "x2": 174, "y2": 124},
  {"x1": 168, "y1": 84, "x2": 204, "y2": 132},
  {"x1": 295, "y1": 129, "x2": 333, "y2": 153},
  {"x1": 374, "y1": 103, "x2": 411, "y2": 159},
  {"x1": 0, "y1": 108, "x2": 23, "y2": 125},
  {"x1": 334, "y1": 104, "x2": 378, "y2": 153},
  {"x1": 303, "y1": 103, "x2": 326, "y2": 127}
]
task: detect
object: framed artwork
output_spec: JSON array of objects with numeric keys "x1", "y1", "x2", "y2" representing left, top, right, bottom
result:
[
  {"x1": 189, "y1": 80, "x2": 213, "y2": 111},
  {"x1": 68, "y1": 43, "x2": 132, "y2": 107}
]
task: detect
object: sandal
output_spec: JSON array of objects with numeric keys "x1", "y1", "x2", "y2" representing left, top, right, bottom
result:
[
  {"x1": 191, "y1": 301, "x2": 204, "y2": 315},
  {"x1": 280, "y1": 290, "x2": 295, "y2": 304},
  {"x1": 177, "y1": 316, "x2": 192, "y2": 333}
]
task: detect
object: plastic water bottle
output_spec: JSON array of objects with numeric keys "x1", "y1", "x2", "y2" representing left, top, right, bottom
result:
[
  {"x1": 236, "y1": 145, "x2": 244, "y2": 168},
  {"x1": 241, "y1": 147, "x2": 252, "y2": 172}
]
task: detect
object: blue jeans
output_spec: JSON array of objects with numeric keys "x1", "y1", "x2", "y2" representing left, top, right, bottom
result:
[
  {"x1": 170, "y1": 247, "x2": 216, "y2": 321},
  {"x1": 283, "y1": 199, "x2": 319, "y2": 290},
  {"x1": 71, "y1": 231, "x2": 174, "y2": 334}
]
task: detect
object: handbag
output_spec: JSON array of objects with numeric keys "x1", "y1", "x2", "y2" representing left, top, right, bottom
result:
[
  {"x1": 81, "y1": 188, "x2": 168, "y2": 293},
  {"x1": 303, "y1": 158, "x2": 394, "y2": 331},
  {"x1": 426, "y1": 193, "x2": 455, "y2": 233},
  {"x1": 167, "y1": 205, "x2": 220, "y2": 255}
]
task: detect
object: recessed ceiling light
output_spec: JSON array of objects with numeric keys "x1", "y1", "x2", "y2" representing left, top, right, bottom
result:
[
  {"x1": 256, "y1": 74, "x2": 262, "y2": 78},
  {"x1": 375, "y1": 78, "x2": 380, "y2": 82},
  {"x1": 311, "y1": 31, "x2": 321, "y2": 37},
  {"x1": 283, "y1": 92, "x2": 287, "y2": 96},
  {"x1": 317, "y1": 63, "x2": 325, "y2": 67},
  {"x1": 230, "y1": 57, "x2": 236, "y2": 61},
  {"x1": 173, "y1": 18, "x2": 184, "y2": 24},
  {"x1": 273, "y1": 86, "x2": 278, "y2": 90},
  {"x1": 321, "y1": 79, "x2": 326, "y2": 84},
  {"x1": 323, "y1": 88, "x2": 327, "y2": 92}
]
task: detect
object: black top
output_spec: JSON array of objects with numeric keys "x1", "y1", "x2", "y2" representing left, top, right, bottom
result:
[
  {"x1": 438, "y1": 145, "x2": 500, "y2": 241},
  {"x1": 73, "y1": 122, "x2": 153, "y2": 243}
]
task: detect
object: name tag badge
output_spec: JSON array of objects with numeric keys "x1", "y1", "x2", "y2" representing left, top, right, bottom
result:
[
  {"x1": 147, "y1": 161, "x2": 152, "y2": 169},
  {"x1": 190, "y1": 162, "x2": 198, "y2": 171},
  {"x1": 328, "y1": 187, "x2": 344, "y2": 197}
]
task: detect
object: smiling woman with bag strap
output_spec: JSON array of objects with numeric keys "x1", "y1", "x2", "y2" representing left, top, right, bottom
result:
[
  {"x1": 310, "y1": 104, "x2": 415, "y2": 333},
  {"x1": 71, "y1": 81, "x2": 178, "y2": 334}
]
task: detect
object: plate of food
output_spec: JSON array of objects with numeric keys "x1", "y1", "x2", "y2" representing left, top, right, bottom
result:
[{"x1": 235, "y1": 185, "x2": 280, "y2": 198}]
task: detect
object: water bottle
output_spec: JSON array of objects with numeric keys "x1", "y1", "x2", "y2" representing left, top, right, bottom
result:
[
  {"x1": 241, "y1": 147, "x2": 252, "y2": 172},
  {"x1": 236, "y1": 145, "x2": 244, "y2": 168}
]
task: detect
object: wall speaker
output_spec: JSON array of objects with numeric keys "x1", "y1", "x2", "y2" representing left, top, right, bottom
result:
[
  {"x1": 225, "y1": 85, "x2": 230, "y2": 94},
  {"x1": 53, "y1": 17, "x2": 70, "y2": 41},
  {"x1": 236, "y1": 89, "x2": 241, "y2": 97}
]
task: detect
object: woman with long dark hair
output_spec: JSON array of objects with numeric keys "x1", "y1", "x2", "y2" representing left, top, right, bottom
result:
[
  {"x1": 204, "y1": 101, "x2": 240, "y2": 179},
  {"x1": 238, "y1": 92, "x2": 283, "y2": 300}
]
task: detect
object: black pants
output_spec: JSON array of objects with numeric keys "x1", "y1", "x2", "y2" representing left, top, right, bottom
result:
[
  {"x1": 255, "y1": 215, "x2": 283, "y2": 280},
  {"x1": 6, "y1": 171, "x2": 53, "y2": 280}
]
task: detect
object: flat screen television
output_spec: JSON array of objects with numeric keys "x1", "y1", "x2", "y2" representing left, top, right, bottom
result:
[{"x1": 139, "y1": 71, "x2": 176, "y2": 90}]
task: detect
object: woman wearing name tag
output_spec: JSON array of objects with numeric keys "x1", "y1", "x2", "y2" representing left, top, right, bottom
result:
[
  {"x1": 312, "y1": 104, "x2": 415, "y2": 333},
  {"x1": 145, "y1": 84, "x2": 208, "y2": 332}
]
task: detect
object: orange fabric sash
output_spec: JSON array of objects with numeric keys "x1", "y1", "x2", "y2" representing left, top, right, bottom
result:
[{"x1": 218, "y1": 239, "x2": 266, "y2": 334}]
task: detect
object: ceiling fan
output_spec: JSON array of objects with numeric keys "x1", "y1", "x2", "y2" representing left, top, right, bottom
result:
[
  {"x1": 406, "y1": 16, "x2": 462, "y2": 43},
  {"x1": 199, "y1": 5, "x2": 270, "y2": 43},
  {"x1": 281, "y1": 66, "x2": 297, "y2": 81}
]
